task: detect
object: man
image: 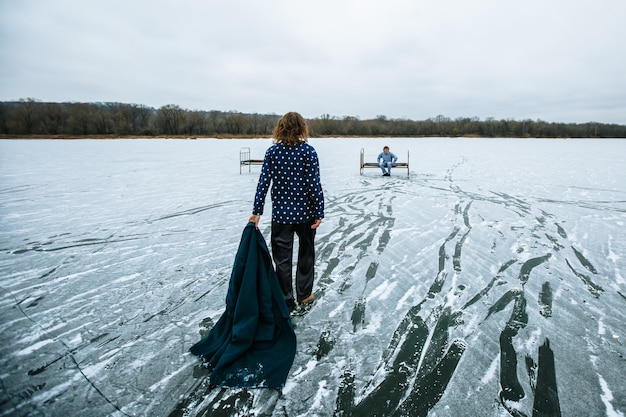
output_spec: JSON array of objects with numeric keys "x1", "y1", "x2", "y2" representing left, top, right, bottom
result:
[
  {"x1": 249, "y1": 112, "x2": 325, "y2": 313},
  {"x1": 377, "y1": 146, "x2": 398, "y2": 176}
]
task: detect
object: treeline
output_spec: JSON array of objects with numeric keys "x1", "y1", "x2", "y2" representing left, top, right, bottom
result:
[{"x1": 1, "y1": 98, "x2": 625, "y2": 138}]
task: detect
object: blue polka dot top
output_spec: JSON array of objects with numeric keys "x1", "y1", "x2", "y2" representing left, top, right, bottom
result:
[{"x1": 253, "y1": 142, "x2": 325, "y2": 224}]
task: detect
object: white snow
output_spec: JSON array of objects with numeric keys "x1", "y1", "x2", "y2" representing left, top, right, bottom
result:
[
  {"x1": 1, "y1": 137, "x2": 625, "y2": 417},
  {"x1": 598, "y1": 374, "x2": 625, "y2": 417},
  {"x1": 480, "y1": 356, "x2": 499, "y2": 385}
]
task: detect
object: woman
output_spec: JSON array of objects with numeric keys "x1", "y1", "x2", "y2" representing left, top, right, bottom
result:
[{"x1": 248, "y1": 112, "x2": 324, "y2": 312}]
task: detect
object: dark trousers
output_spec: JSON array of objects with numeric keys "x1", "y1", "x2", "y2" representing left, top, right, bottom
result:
[{"x1": 271, "y1": 221, "x2": 316, "y2": 308}]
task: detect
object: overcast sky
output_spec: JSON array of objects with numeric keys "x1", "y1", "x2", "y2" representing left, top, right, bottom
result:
[{"x1": 1, "y1": 0, "x2": 625, "y2": 124}]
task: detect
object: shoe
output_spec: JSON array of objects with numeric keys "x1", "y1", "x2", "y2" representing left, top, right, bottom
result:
[
  {"x1": 292, "y1": 294, "x2": 315, "y2": 316},
  {"x1": 300, "y1": 294, "x2": 315, "y2": 305}
]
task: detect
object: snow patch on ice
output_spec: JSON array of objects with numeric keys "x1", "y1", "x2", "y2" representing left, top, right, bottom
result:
[
  {"x1": 48, "y1": 268, "x2": 99, "y2": 285},
  {"x1": 607, "y1": 236, "x2": 620, "y2": 263},
  {"x1": 362, "y1": 310, "x2": 383, "y2": 334},
  {"x1": 14, "y1": 338, "x2": 55, "y2": 356},
  {"x1": 292, "y1": 359, "x2": 318, "y2": 381},
  {"x1": 283, "y1": 360, "x2": 319, "y2": 396},
  {"x1": 67, "y1": 333, "x2": 82, "y2": 345},
  {"x1": 112, "y1": 272, "x2": 142, "y2": 284},
  {"x1": 366, "y1": 281, "x2": 397, "y2": 302},
  {"x1": 148, "y1": 363, "x2": 191, "y2": 393},
  {"x1": 282, "y1": 380, "x2": 297, "y2": 396},
  {"x1": 607, "y1": 235, "x2": 625, "y2": 288},
  {"x1": 328, "y1": 300, "x2": 347, "y2": 318},
  {"x1": 462, "y1": 311, "x2": 481, "y2": 337},
  {"x1": 31, "y1": 377, "x2": 75, "y2": 405},
  {"x1": 309, "y1": 380, "x2": 330, "y2": 411},
  {"x1": 480, "y1": 356, "x2": 499, "y2": 385},
  {"x1": 65, "y1": 287, "x2": 105, "y2": 302},
  {"x1": 16, "y1": 328, "x2": 49, "y2": 345},
  {"x1": 598, "y1": 374, "x2": 625, "y2": 417},
  {"x1": 82, "y1": 356, "x2": 115, "y2": 379},
  {"x1": 524, "y1": 327, "x2": 543, "y2": 352},
  {"x1": 395, "y1": 285, "x2": 415, "y2": 311},
  {"x1": 130, "y1": 357, "x2": 150, "y2": 370}
]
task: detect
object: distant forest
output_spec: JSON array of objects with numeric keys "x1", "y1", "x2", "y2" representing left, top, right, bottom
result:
[{"x1": 1, "y1": 98, "x2": 625, "y2": 138}]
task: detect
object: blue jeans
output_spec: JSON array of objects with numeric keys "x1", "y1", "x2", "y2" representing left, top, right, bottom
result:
[{"x1": 380, "y1": 162, "x2": 393, "y2": 174}]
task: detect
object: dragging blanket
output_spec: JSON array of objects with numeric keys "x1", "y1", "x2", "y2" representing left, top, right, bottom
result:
[{"x1": 190, "y1": 222, "x2": 296, "y2": 388}]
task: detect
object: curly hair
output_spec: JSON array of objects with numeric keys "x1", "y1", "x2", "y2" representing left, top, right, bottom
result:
[{"x1": 273, "y1": 112, "x2": 309, "y2": 145}]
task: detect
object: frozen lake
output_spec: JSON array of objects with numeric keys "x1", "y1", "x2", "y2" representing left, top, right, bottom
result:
[{"x1": 1, "y1": 137, "x2": 625, "y2": 417}]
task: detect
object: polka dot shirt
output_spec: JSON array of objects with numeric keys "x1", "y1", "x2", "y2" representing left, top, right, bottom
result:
[{"x1": 253, "y1": 143, "x2": 325, "y2": 224}]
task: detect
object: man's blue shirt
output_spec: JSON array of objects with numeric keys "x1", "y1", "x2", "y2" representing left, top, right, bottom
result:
[{"x1": 377, "y1": 151, "x2": 398, "y2": 164}]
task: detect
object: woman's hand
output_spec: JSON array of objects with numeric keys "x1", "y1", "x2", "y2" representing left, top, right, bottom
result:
[
  {"x1": 249, "y1": 214, "x2": 260, "y2": 229},
  {"x1": 311, "y1": 219, "x2": 322, "y2": 229}
]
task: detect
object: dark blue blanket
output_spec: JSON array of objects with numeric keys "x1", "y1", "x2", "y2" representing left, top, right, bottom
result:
[{"x1": 190, "y1": 223, "x2": 296, "y2": 388}]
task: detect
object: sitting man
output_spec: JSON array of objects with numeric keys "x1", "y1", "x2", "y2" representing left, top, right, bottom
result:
[{"x1": 377, "y1": 146, "x2": 398, "y2": 176}]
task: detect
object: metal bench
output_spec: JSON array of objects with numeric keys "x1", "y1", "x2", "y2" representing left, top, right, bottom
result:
[{"x1": 360, "y1": 148, "x2": 409, "y2": 175}]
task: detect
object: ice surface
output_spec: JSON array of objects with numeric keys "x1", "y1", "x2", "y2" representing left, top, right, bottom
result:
[{"x1": 0, "y1": 137, "x2": 625, "y2": 416}]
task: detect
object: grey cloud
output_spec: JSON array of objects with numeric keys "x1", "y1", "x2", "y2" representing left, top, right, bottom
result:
[{"x1": 1, "y1": 0, "x2": 625, "y2": 124}]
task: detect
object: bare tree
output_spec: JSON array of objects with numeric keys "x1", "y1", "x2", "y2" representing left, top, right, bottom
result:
[
  {"x1": 108, "y1": 103, "x2": 153, "y2": 135},
  {"x1": 67, "y1": 103, "x2": 97, "y2": 135},
  {"x1": 40, "y1": 102, "x2": 67, "y2": 135},
  {"x1": 224, "y1": 112, "x2": 246, "y2": 135},
  {"x1": 12, "y1": 98, "x2": 40, "y2": 134},
  {"x1": 185, "y1": 110, "x2": 206, "y2": 135},
  {"x1": 156, "y1": 104, "x2": 185, "y2": 135},
  {"x1": 0, "y1": 102, "x2": 11, "y2": 134},
  {"x1": 206, "y1": 111, "x2": 223, "y2": 135}
]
